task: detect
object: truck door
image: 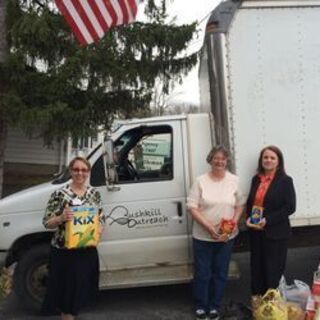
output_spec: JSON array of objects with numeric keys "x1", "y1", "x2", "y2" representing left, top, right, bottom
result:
[{"x1": 90, "y1": 120, "x2": 191, "y2": 285}]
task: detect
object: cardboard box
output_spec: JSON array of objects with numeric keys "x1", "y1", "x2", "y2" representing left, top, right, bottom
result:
[{"x1": 65, "y1": 206, "x2": 100, "y2": 249}]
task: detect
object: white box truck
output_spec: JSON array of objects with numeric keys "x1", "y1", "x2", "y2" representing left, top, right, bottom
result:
[{"x1": 1, "y1": 0, "x2": 320, "y2": 310}]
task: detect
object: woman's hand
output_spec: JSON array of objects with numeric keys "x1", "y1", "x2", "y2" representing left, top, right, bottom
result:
[
  {"x1": 207, "y1": 224, "x2": 230, "y2": 242},
  {"x1": 207, "y1": 224, "x2": 220, "y2": 240},
  {"x1": 98, "y1": 224, "x2": 104, "y2": 237},
  {"x1": 246, "y1": 217, "x2": 266, "y2": 230},
  {"x1": 217, "y1": 233, "x2": 230, "y2": 242},
  {"x1": 45, "y1": 207, "x2": 73, "y2": 229},
  {"x1": 258, "y1": 218, "x2": 266, "y2": 229},
  {"x1": 60, "y1": 206, "x2": 74, "y2": 223}
]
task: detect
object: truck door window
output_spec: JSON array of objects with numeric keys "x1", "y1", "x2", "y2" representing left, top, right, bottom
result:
[
  {"x1": 90, "y1": 126, "x2": 173, "y2": 186},
  {"x1": 115, "y1": 126, "x2": 173, "y2": 183},
  {"x1": 129, "y1": 133, "x2": 172, "y2": 180}
]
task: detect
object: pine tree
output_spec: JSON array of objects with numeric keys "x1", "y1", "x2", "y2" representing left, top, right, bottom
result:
[{"x1": 0, "y1": 0, "x2": 198, "y2": 197}]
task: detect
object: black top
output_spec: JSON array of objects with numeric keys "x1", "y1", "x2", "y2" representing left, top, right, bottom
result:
[{"x1": 246, "y1": 171, "x2": 296, "y2": 240}]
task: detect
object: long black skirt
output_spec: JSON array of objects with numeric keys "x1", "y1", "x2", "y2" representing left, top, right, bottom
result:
[{"x1": 42, "y1": 246, "x2": 99, "y2": 316}]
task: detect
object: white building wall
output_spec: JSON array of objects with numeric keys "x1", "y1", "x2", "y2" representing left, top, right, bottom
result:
[{"x1": 4, "y1": 127, "x2": 65, "y2": 166}]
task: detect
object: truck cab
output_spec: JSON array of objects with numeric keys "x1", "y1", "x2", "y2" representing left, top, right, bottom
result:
[{"x1": 0, "y1": 113, "x2": 214, "y2": 310}]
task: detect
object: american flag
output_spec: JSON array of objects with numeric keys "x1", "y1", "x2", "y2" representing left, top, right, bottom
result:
[{"x1": 55, "y1": 0, "x2": 139, "y2": 46}]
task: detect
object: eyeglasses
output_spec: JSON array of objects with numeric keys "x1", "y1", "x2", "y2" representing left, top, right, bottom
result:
[{"x1": 71, "y1": 168, "x2": 89, "y2": 173}]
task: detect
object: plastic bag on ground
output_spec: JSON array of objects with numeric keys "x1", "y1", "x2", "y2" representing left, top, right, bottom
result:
[
  {"x1": 286, "y1": 302, "x2": 305, "y2": 320},
  {"x1": 255, "y1": 289, "x2": 288, "y2": 320},
  {"x1": 278, "y1": 275, "x2": 311, "y2": 309},
  {"x1": 252, "y1": 295, "x2": 262, "y2": 319}
]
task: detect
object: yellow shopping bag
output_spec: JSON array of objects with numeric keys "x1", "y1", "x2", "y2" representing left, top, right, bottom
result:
[{"x1": 255, "y1": 289, "x2": 288, "y2": 320}]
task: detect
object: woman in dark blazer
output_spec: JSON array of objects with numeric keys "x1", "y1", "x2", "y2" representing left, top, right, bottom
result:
[{"x1": 246, "y1": 145, "x2": 296, "y2": 296}]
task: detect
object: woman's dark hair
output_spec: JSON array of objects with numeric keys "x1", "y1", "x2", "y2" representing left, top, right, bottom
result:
[
  {"x1": 69, "y1": 156, "x2": 91, "y2": 171},
  {"x1": 206, "y1": 145, "x2": 230, "y2": 164},
  {"x1": 257, "y1": 145, "x2": 285, "y2": 174}
]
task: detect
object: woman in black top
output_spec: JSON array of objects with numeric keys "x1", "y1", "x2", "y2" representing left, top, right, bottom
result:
[{"x1": 246, "y1": 145, "x2": 296, "y2": 296}]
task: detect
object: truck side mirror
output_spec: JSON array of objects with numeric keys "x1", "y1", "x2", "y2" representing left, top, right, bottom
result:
[{"x1": 103, "y1": 138, "x2": 120, "y2": 191}]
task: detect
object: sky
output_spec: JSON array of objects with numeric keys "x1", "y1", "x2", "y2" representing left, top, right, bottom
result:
[{"x1": 138, "y1": 0, "x2": 221, "y2": 107}]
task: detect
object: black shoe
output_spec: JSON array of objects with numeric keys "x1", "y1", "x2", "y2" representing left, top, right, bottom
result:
[
  {"x1": 208, "y1": 309, "x2": 219, "y2": 320},
  {"x1": 195, "y1": 309, "x2": 207, "y2": 319}
]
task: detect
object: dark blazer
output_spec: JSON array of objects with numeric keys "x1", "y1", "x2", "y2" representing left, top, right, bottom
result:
[{"x1": 246, "y1": 171, "x2": 296, "y2": 240}]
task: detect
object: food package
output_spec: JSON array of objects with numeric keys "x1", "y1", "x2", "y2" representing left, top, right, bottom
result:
[
  {"x1": 219, "y1": 218, "x2": 236, "y2": 234},
  {"x1": 305, "y1": 295, "x2": 316, "y2": 320},
  {"x1": 255, "y1": 289, "x2": 288, "y2": 320},
  {"x1": 312, "y1": 267, "x2": 320, "y2": 303},
  {"x1": 250, "y1": 205, "x2": 264, "y2": 224},
  {"x1": 65, "y1": 206, "x2": 100, "y2": 249}
]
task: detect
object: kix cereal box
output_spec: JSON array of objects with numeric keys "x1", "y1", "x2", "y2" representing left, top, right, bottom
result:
[{"x1": 65, "y1": 206, "x2": 100, "y2": 249}]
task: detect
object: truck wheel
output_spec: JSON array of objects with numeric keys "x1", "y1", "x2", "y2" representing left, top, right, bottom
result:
[{"x1": 14, "y1": 243, "x2": 50, "y2": 311}]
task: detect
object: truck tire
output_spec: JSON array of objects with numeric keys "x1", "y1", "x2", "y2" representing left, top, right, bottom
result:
[{"x1": 13, "y1": 243, "x2": 50, "y2": 311}]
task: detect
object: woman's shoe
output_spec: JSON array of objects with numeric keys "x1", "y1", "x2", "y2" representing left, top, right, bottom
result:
[
  {"x1": 195, "y1": 309, "x2": 207, "y2": 319},
  {"x1": 208, "y1": 309, "x2": 219, "y2": 320}
]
